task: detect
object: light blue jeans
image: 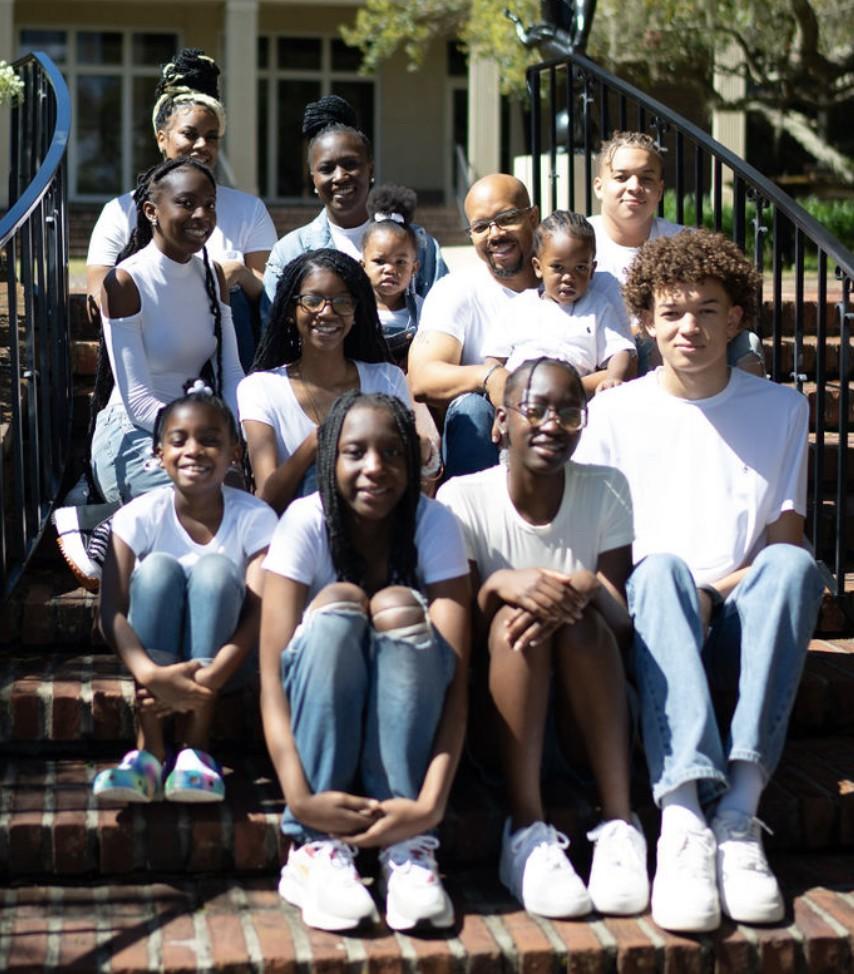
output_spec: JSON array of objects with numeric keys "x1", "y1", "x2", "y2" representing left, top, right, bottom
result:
[
  {"x1": 280, "y1": 599, "x2": 456, "y2": 840},
  {"x1": 442, "y1": 392, "x2": 499, "y2": 481},
  {"x1": 129, "y1": 552, "x2": 245, "y2": 668},
  {"x1": 627, "y1": 544, "x2": 823, "y2": 807},
  {"x1": 91, "y1": 402, "x2": 170, "y2": 504}
]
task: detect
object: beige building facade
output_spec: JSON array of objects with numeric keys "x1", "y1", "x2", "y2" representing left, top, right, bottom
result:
[{"x1": 9, "y1": 0, "x2": 474, "y2": 207}]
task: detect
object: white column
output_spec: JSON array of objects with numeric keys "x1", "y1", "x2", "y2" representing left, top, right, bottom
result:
[
  {"x1": 0, "y1": 0, "x2": 15, "y2": 208},
  {"x1": 467, "y1": 55, "x2": 501, "y2": 180},
  {"x1": 712, "y1": 40, "x2": 746, "y2": 206},
  {"x1": 224, "y1": 0, "x2": 258, "y2": 195}
]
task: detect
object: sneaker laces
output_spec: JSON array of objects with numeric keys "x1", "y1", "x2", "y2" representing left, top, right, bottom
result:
[
  {"x1": 587, "y1": 819, "x2": 645, "y2": 869},
  {"x1": 302, "y1": 839, "x2": 360, "y2": 876},
  {"x1": 85, "y1": 516, "x2": 113, "y2": 568},
  {"x1": 516, "y1": 824, "x2": 573, "y2": 873},
  {"x1": 716, "y1": 814, "x2": 774, "y2": 874},
  {"x1": 667, "y1": 827, "x2": 717, "y2": 882},
  {"x1": 382, "y1": 835, "x2": 440, "y2": 878}
]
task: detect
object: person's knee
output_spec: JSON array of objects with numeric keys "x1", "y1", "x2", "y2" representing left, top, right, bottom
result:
[
  {"x1": 555, "y1": 604, "x2": 614, "y2": 655},
  {"x1": 630, "y1": 552, "x2": 693, "y2": 595},
  {"x1": 134, "y1": 551, "x2": 184, "y2": 587},
  {"x1": 190, "y1": 553, "x2": 242, "y2": 592},
  {"x1": 370, "y1": 586, "x2": 428, "y2": 635},
  {"x1": 307, "y1": 581, "x2": 368, "y2": 615},
  {"x1": 753, "y1": 543, "x2": 823, "y2": 594}
]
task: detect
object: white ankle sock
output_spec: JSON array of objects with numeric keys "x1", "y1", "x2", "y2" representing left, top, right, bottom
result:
[
  {"x1": 660, "y1": 781, "x2": 707, "y2": 833},
  {"x1": 716, "y1": 761, "x2": 764, "y2": 818}
]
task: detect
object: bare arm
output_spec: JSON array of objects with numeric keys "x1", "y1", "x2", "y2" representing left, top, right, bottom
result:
[
  {"x1": 593, "y1": 544, "x2": 633, "y2": 650},
  {"x1": 217, "y1": 250, "x2": 268, "y2": 301},
  {"x1": 408, "y1": 330, "x2": 494, "y2": 406},
  {"x1": 87, "y1": 265, "x2": 111, "y2": 312},
  {"x1": 243, "y1": 419, "x2": 317, "y2": 515}
]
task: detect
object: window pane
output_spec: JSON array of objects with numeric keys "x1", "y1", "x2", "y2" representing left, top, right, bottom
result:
[
  {"x1": 331, "y1": 80, "x2": 374, "y2": 145},
  {"x1": 132, "y1": 76, "x2": 162, "y2": 183},
  {"x1": 277, "y1": 79, "x2": 320, "y2": 197},
  {"x1": 331, "y1": 38, "x2": 362, "y2": 73},
  {"x1": 133, "y1": 33, "x2": 178, "y2": 67},
  {"x1": 258, "y1": 36, "x2": 269, "y2": 69},
  {"x1": 277, "y1": 37, "x2": 321, "y2": 71},
  {"x1": 77, "y1": 31, "x2": 123, "y2": 66},
  {"x1": 19, "y1": 29, "x2": 67, "y2": 63},
  {"x1": 447, "y1": 41, "x2": 467, "y2": 77},
  {"x1": 76, "y1": 75, "x2": 123, "y2": 195},
  {"x1": 257, "y1": 78, "x2": 269, "y2": 197}
]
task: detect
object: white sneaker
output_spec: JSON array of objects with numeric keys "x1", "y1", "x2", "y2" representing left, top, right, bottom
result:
[
  {"x1": 379, "y1": 835, "x2": 454, "y2": 930},
  {"x1": 712, "y1": 810, "x2": 784, "y2": 924},
  {"x1": 279, "y1": 840, "x2": 376, "y2": 931},
  {"x1": 499, "y1": 819, "x2": 592, "y2": 918},
  {"x1": 651, "y1": 823, "x2": 720, "y2": 932},
  {"x1": 586, "y1": 815, "x2": 650, "y2": 915}
]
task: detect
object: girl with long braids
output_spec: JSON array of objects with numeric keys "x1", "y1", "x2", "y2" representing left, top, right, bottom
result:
[
  {"x1": 238, "y1": 249, "x2": 413, "y2": 514},
  {"x1": 88, "y1": 157, "x2": 243, "y2": 508},
  {"x1": 259, "y1": 391, "x2": 470, "y2": 932},
  {"x1": 262, "y1": 95, "x2": 446, "y2": 307},
  {"x1": 86, "y1": 48, "x2": 276, "y2": 370}
]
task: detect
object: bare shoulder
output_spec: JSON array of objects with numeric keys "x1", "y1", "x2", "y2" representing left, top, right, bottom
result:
[{"x1": 101, "y1": 267, "x2": 140, "y2": 318}]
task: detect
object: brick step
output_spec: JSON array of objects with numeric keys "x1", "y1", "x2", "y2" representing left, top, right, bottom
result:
[
  {"x1": 3, "y1": 856, "x2": 854, "y2": 973},
  {"x1": 765, "y1": 335, "x2": 852, "y2": 382},
  {"x1": 2, "y1": 733, "x2": 853, "y2": 881},
  {"x1": 809, "y1": 431, "x2": 854, "y2": 489},
  {"x1": 760, "y1": 299, "x2": 847, "y2": 338},
  {"x1": 0, "y1": 753, "x2": 592, "y2": 880},
  {"x1": 3, "y1": 640, "x2": 852, "y2": 753},
  {"x1": 804, "y1": 381, "x2": 854, "y2": 432}
]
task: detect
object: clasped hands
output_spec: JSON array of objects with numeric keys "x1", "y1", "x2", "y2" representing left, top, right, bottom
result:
[{"x1": 135, "y1": 659, "x2": 221, "y2": 716}]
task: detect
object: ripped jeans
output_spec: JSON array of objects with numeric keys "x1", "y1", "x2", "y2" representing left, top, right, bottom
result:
[{"x1": 280, "y1": 592, "x2": 456, "y2": 841}]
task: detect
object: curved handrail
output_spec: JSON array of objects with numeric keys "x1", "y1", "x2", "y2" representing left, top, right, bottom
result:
[
  {"x1": 527, "y1": 50, "x2": 854, "y2": 279},
  {"x1": 0, "y1": 52, "x2": 71, "y2": 245}
]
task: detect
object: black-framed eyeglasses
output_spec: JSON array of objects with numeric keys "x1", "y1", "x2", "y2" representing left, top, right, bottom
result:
[
  {"x1": 508, "y1": 401, "x2": 587, "y2": 432},
  {"x1": 294, "y1": 293, "x2": 357, "y2": 315},
  {"x1": 465, "y1": 206, "x2": 533, "y2": 238}
]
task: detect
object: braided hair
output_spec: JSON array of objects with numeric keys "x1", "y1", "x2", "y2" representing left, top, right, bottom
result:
[
  {"x1": 303, "y1": 94, "x2": 372, "y2": 160},
  {"x1": 251, "y1": 249, "x2": 391, "y2": 371},
  {"x1": 363, "y1": 183, "x2": 419, "y2": 252},
  {"x1": 152, "y1": 378, "x2": 240, "y2": 451},
  {"x1": 316, "y1": 391, "x2": 421, "y2": 590},
  {"x1": 533, "y1": 210, "x2": 596, "y2": 257},
  {"x1": 87, "y1": 159, "x2": 224, "y2": 495},
  {"x1": 152, "y1": 48, "x2": 225, "y2": 138},
  {"x1": 504, "y1": 356, "x2": 586, "y2": 407}
]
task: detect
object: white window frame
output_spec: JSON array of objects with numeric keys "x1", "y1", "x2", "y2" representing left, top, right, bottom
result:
[
  {"x1": 18, "y1": 25, "x2": 182, "y2": 202},
  {"x1": 257, "y1": 32, "x2": 380, "y2": 203}
]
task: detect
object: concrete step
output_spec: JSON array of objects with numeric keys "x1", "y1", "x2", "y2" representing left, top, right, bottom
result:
[
  {"x1": 2, "y1": 857, "x2": 854, "y2": 972},
  {"x1": 3, "y1": 641, "x2": 851, "y2": 753}
]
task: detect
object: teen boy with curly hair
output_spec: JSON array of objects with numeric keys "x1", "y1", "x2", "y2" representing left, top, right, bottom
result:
[{"x1": 575, "y1": 229, "x2": 823, "y2": 933}]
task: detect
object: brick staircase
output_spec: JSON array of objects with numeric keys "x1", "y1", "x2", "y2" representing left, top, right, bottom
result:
[{"x1": 2, "y1": 292, "x2": 854, "y2": 972}]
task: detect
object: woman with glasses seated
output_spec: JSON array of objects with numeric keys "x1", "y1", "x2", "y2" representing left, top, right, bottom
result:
[
  {"x1": 437, "y1": 356, "x2": 648, "y2": 922},
  {"x1": 262, "y1": 95, "x2": 446, "y2": 309},
  {"x1": 238, "y1": 250, "x2": 413, "y2": 514}
]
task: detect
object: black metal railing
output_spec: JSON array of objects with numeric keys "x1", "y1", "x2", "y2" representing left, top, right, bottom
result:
[
  {"x1": 0, "y1": 52, "x2": 72, "y2": 598},
  {"x1": 528, "y1": 51, "x2": 854, "y2": 598}
]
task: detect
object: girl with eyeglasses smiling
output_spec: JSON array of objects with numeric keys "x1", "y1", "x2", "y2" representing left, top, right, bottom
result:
[
  {"x1": 438, "y1": 356, "x2": 649, "y2": 922},
  {"x1": 237, "y1": 250, "x2": 413, "y2": 514}
]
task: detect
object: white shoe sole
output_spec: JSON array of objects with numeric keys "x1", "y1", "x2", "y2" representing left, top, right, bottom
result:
[
  {"x1": 163, "y1": 787, "x2": 224, "y2": 803},
  {"x1": 720, "y1": 893, "x2": 784, "y2": 925},
  {"x1": 92, "y1": 785, "x2": 153, "y2": 804},
  {"x1": 279, "y1": 871, "x2": 375, "y2": 932},
  {"x1": 385, "y1": 891, "x2": 455, "y2": 931},
  {"x1": 53, "y1": 508, "x2": 100, "y2": 592},
  {"x1": 651, "y1": 898, "x2": 721, "y2": 933},
  {"x1": 589, "y1": 886, "x2": 649, "y2": 917}
]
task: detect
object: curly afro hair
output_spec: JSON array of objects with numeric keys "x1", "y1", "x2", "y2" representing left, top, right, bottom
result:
[{"x1": 623, "y1": 230, "x2": 762, "y2": 327}]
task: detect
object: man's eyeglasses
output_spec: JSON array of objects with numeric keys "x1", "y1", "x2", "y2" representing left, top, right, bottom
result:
[
  {"x1": 465, "y1": 206, "x2": 533, "y2": 238},
  {"x1": 294, "y1": 293, "x2": 357, "y2": 315},
  {"x1": 508, "y1": 401, "x2": 587, "y2": 432}
]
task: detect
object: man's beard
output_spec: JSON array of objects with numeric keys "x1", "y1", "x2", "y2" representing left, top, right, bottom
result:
[{"x1": 486, "y1": 249, "x2": 523, "y2": 279}]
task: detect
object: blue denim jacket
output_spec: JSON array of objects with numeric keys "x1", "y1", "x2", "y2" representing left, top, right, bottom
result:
[{"x1": 262, "y1": 208, "x2": 448, "y2": 307}]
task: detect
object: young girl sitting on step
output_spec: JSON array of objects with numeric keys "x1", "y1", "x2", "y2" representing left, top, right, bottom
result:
[
  {"x1": 259, "y1": 391, "x2": 470, "y2": 932},
  {"x1": 93, "y1": 382, "x2": 277, "y2": 804}
]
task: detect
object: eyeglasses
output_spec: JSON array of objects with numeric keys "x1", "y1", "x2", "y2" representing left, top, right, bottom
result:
[
  {"x1": 294, "y1": 293, "x2": 357, "y2": 315},
  {"x1": 508, "y1": 401, "x2": 587, "y2": 432},
  {"x1": 465, "y1": 206, "x2": 533, "y2": 238}
]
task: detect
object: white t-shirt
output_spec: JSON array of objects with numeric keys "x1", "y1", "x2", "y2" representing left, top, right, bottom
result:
[
  {"x1": 103, "y1": 241, "x2": 244, "y2": 430},
  {"x1": 328, "y1": 219, "x2": 371, "y2": 261},
  {"x1": 112, "y1": 484, "x2": 277, "y2": 572},
  {"x1": 87, "y1": 185, "x2": 277, "y2": 267},
  {"x1": 418, "y1": 261, "x2": 531, "y2": 365},
  {"x1": 573, "y1": 368, "x2": 809, "y2": 585},
  {"x1": 263, "y1": 492, "x2": 469, "y2": 602},
  {"x1": 237, "y1": 361, "x2": 412, "y2": 463},
  {"x1": 483, "y1": 275, "x2": 635, "y2": 376},
  {"x1": 437, "y1": 462, "x2": 633, "y2": 579},
  {"x1": 589, "y1": 215, "x2": 683, "y2": 285}
]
